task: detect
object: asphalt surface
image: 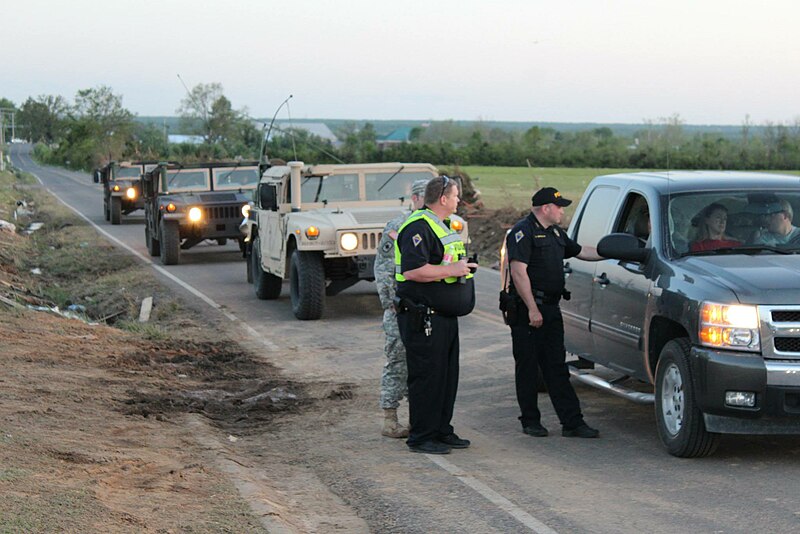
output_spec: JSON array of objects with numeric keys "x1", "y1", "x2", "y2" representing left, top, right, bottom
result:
[{"x1": 11, "y1": 145, "x2": 800, "y2": 533}]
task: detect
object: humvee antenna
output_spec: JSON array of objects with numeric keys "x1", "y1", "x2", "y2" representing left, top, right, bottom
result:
[
  {"x1": 284, "y1": 97, "x2": 298, "y2": 162},
  {"x1": 261, "y1": 95, "x2": 293, "y2": 165},
  {"x1": 177, "y1": 74, "x2": 211, "y2": 141}
]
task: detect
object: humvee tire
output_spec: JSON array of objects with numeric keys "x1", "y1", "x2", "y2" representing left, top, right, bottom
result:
[
  {"x1": 110, "y1": 197, "x2": 122, "y2": 225},
  {"x1": 289, "y1": 249, "x2": 325, "y2": 320},
  {"x1": 145, "y1": 226, "x2": 160, "y2": 257},
  {"x1": 217, "y1": 238, "x2": 228, "y2": 246},
  {"x1": 159, "y1": 219, "x2": 180, "y2": 265},
  {"x1": 253, "y1": 240, "x2": 281, "y2": 299}
]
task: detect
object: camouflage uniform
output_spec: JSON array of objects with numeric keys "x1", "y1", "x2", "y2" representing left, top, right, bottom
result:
[{"x1": 375, "y1": 211, "x2": 410, "y2": 409}]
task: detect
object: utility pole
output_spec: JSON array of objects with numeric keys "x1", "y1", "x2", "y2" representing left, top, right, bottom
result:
[{"x1": 0, "y1": 111, "x2": 5, "y2": 172}]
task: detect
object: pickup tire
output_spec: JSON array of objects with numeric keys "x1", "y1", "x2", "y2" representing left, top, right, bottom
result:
[
  {"x1": 289, "y1": 249, "x2": 325, "y2": 320},
  {"x1": 110, "y1": 197, "x2": 122, "y2": 225},
  {"x1": 145, "y1": 225, "x2": 160, "y2": 257},
  {"x1": 252, "y1": 240, "x2": 282, "y2": 299},
  {"x1": 159, "y1": 219, "x2": 181, "y2": 265},
  {"x1": 655, "y1": 338, "x2": 720, "y2": 458}
]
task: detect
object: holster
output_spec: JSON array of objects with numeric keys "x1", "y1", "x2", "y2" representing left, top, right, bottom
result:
[
  {"x1": 499, "y1": 290, "x2": 524, "y2": 326},
  {"x1": 394, "y1": 296, "x2": 430, "y2": 332}
]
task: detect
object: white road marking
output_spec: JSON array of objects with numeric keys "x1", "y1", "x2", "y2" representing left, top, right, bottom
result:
[
  {"x1": 16, "y1": 158, "x2": 279, "y2": 352},
  {"x1": 426, "y1": 455, "x2": 559, "y2": 534}
]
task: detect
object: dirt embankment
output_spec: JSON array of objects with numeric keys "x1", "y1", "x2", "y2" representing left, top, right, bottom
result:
[{"x1": 0, "y1": 170, "x2": 326, "y2": 532}]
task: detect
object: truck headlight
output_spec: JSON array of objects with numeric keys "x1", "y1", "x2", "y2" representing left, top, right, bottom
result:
[
  {"x1": 242, "y1": 204, "x2": 251, "y2": 218},
  {"x1": 188, "y1": 207, "x2": 203, "y2": 222},
  {"x1": 112, "y1": 184, "x2": 120, "y2": 192},
  {"x1": 340, "y1": 232, "x2": 359, "y2": 251},
  {"x1": 699, "y1": 302, "x2": 760, "y2": 352},
  {"x1": 125, "y1": 187, "x2": 136, "y2": 199}
]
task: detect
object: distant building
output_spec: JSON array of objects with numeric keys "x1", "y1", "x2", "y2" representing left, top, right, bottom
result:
[
  {"x1": 168, "y1": 134, "x2": 204, "y2": 145},
  {"x1": 270, "y1": 121, "x2": 340, "y2": 147},
  {"x1": 377, "y1": 127, "x2": 414, "y2": 150}
]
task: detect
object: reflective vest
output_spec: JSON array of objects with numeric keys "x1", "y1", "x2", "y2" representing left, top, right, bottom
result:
[{"x1": 394, "y1": 209, "x2": 472, "y2": 284}]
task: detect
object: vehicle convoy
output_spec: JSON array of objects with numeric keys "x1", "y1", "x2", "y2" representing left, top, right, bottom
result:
[
  {"x1": 242, "y1": 161, "x2": 468, "y2": 320},
  {"x1": 546, "y1": 171, "x2": 800, "y2": 457},
  {"x1": 141, "y1": 161, "x2": 259, "y2": 265},
  {"x1": 93, "y1": 161, "x2": 152, "y2": 224}
]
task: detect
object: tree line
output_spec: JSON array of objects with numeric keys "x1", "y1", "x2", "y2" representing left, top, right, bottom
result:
[{"x1": 3, "y1": 87, "x2": 800, "y2": 171}]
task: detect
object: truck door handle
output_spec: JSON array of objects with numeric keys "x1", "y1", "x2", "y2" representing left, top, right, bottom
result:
[
  {"x1": 593, "y1": 273, "x2": 610, "y2": 286},
  {"x1": 563, "y1": 262, "x2": 573, "y2": 274}
]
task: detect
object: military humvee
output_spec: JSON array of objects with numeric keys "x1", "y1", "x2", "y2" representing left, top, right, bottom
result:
[
  {"x1": 242, "y1": 161, "x2": 469, "y2": 320},
  {"x1": 93, "y1": 161, "x2": 153, "y2": 224},
  {"x1": 141, "y1": 161, "x2": 260, "y2": 265}
]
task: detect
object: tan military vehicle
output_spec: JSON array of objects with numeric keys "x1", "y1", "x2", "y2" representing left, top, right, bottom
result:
[{"x1": 242, "y1": 161, "x2": 468, "y2": 320}]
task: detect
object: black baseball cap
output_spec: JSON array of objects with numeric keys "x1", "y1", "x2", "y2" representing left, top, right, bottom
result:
[{"x1": 532, "y1": 187, "x2": 572, "y2": 207}]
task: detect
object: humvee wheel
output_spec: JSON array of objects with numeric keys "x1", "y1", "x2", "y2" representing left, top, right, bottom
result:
[
  {"x1": 145, "y1": 225, "x2": 160, "y2": 257},
  {"x1": 253, "y1": 240, "x2": 281, "y2": 299},
  {"x1": 655, "y1": 338, "x2": 720, "y2": 458},
  {"x1": 289, "y1": 249, "x2": 325, "y2": 320},
  {"x1": 110, "y1": 197, "x2": 122, "y2": 225},
  {"x1": 217, "y1": 238, "x2": 227, "y2": 246},
  {"x1": 159, "y1": 219, "x2": 181, "y2": 265}
]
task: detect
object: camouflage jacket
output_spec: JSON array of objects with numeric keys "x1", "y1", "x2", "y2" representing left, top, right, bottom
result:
[{"x1": 374, "y1": 211, "x2": 411, "y2": 310}]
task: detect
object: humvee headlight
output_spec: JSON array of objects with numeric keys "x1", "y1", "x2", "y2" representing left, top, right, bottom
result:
[
  {"x1": 699, "y1": 302, "x2": 760, "y2": 352},
  {"x1": 112, "y1": 184, "x2": 120, "y2": 192},
  {"x1": 241, "y1": 204, "x2": 251, "y2": 218},
  {"x1": 451, "y1": 219, "x2": 464, "y2": 232},
  {"x1": 305, "y1": 226, "x2": 320, "y2": 239},
  {"x1": 340, "y1": 232, "x2": 359, "y2": 251},
  {"x1": 125, "y1": 187, "x2": 136, "y2": 199},
  {"x1": 166, "y1": 203, "x2": 177, "y2": 213},
  {"x1": 188, "y1": 207, "x2": 203, "y2": 222}
]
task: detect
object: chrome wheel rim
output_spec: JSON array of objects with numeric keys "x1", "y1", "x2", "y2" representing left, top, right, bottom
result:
[{"x1": 661, "y1": 363, "x2": 684, "y2": 436}]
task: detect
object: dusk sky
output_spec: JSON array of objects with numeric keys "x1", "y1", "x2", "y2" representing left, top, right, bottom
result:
[{"x1": 5, "y1": 0, "x2": 799, "y2": 125}]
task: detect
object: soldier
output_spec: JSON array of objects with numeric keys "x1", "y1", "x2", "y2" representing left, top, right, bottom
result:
[{"x1": 374, "y1": 179, "x2": 429, "y2": 438}]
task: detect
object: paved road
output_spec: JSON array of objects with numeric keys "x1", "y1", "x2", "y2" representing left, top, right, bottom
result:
[{"x1": 12, "y1": 145, "x2": 800, "y2": 533}]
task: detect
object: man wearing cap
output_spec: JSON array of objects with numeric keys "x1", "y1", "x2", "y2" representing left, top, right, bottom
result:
[
  {"x1": 505, "y1": 187, "x2": 604, "y2": 439},
  {"x1": 374, "y1": 179, "x2": 428, "y2": 438},
  {"x1": 394, "y1": 176, "x2": 477, "y2": 454},
  {"x1": 753, "y1": 199, "x2": 800, "y2": 246}
]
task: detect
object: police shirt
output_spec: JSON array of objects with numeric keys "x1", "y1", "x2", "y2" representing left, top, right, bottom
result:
[
  {"x1": 506, "y1": 212, "x2": 581, "y2": 296},
  {"x1": 396, "y1": 215, "x2": 475, "y2": 317}
]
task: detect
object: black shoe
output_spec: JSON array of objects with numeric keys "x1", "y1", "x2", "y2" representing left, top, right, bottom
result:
[
  {"x1": 408, "y1": 440, "x2": 451, "y2": 454},
  {"x1": 438, "y1": 433, "x2": 471, "y2": 449},
  {"x1": 522, "y1": 423, "x2": 549, "y2": 437},
  {"x1": 562, "y1": 423, "x2": 599, "y2": 438}
]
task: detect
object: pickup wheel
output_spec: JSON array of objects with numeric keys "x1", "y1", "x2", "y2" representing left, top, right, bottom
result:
[
  {"x1": 655, "y1": 338, "x2": 720, "y2": 458},
  {"x1": 145, "y1": 225, "x2": 160, "y2": 257},
  {"x1": 252, "y1": 239, "x2": 282, "y2": 299},
  {"x1": 159, "y1": 219, "x2": 181, "y2": 265},
  {"x1": 110, "y1": 197, "x2": 122, "y2": 225},
  {"x1": 289, "y1": 249, "x2": 325, "y2": 320}
]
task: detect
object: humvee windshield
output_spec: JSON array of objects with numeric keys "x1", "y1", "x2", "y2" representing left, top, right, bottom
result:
[
  {"x1": 165, "y1": 170, "x2": 210, "y2": 192},
  {"x1": 212, "y1": 167, "x2": 259, "y2": 190},
  {"x1": 365, "y1": 171, "x2": 437, "y2": 201},
  {"x1": 668, "y1": 190, "x2": 800, "y2": 256},
  {"x1": 116, "y1": 166, "x2": 142, "y2": 179},
  {"x1": 300, "y1": 173, "x2": 359, "y2": 203}
]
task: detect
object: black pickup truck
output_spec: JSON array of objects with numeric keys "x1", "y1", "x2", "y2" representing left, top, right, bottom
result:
[{"x1": 559, "y1": 171, "x2": 800, "y2": 457}]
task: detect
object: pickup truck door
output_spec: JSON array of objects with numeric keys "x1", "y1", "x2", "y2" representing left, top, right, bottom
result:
[
  {"x1": 563, "y1": 185, "x2": 622, "y2": 358},
  {"x1": 589, "y1": 192, "x2": 652, "y2": 380}
]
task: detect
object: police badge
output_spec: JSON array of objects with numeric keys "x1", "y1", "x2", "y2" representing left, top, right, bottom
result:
[{"x1": 515, "y1": 230, "x2": 524, "y2": 242}]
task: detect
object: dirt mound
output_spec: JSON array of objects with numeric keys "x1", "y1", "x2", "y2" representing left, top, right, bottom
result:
[{"x1": 464, "y1": 206, "x2": 528, "y2": 267}]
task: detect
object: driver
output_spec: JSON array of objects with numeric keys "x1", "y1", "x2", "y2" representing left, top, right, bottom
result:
[{"x1": 752, "y1": 199, "x2": 800, "y2": 246}]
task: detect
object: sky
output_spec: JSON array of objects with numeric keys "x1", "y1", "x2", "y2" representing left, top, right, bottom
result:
[{"x1": 4, "y1": 0, "x2": 800, "y2": 125}]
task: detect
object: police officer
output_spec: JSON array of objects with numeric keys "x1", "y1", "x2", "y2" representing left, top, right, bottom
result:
[
  {"x1": 394, "y1": 176, "x2": 477, "y2": 454},
  {"x1": 374, "y1": 179, "x2": 428, "y2": 438},
  {"x1": 506, "y1": 187, "x2": 603, "y2": 438}
]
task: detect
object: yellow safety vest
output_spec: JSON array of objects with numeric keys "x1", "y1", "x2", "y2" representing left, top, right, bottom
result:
[{"x1": 394, "y1": 209, "x2": 472, "y2": 284}]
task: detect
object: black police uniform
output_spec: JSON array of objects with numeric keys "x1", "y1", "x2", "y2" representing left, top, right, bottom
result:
[
  {"x1": 395, "y1": 215, "x2": 475, "y2": 447},
  {"x1": 505, "y1": 211, "x2": 586, "y2": 431}
]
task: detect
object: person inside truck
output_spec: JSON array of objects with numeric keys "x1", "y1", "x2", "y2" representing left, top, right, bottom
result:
[
  {"x1": 689, "y1": 202, "x2": 742, "y2": 252},
  {"x1": 751, "y1": 199, "x2": 800, "y2": 246}
]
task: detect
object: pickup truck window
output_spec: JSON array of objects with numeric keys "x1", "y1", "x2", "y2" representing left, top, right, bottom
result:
[
  {"x1": 669, "y1": 190, "x2": 800, "y2": 255},
  {"x1": 574, "y1": 185, "x2": 620, "y2": 246},
  {"x1": 617, "y1": 193, "x2": 651, "y2": 241}
]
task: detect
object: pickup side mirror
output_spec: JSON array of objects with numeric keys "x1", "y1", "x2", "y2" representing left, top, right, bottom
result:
[
  {"x1": 259, "y1": 184, "x2": 278, "y2": 211},
  {"x1": 597, "y1": 233, "x2": 650, "y2": 263}
]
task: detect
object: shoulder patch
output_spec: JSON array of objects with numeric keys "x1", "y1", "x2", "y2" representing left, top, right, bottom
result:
[
  {"x1": 381, "y1": 240, "x2": 393, "y2": 253},
  {"x1": 412, "y1": 234, "x2": 422, "y2": 247},
  {"x1": 514, "y1": 230, "x2": 524, "y2": 243}
]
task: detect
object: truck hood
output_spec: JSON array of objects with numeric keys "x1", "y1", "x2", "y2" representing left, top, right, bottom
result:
[
  {"x1": 291, "y1": 207, "x2": 408, "y2": 228},
  {"x1": 680, "y1": 254, "x2": 800, "y2": 304}
]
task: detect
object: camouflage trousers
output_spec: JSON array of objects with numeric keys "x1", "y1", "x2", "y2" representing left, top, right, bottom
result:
[{"x1": 380, "y1": 307, "x2": 408, "y2": 409}]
